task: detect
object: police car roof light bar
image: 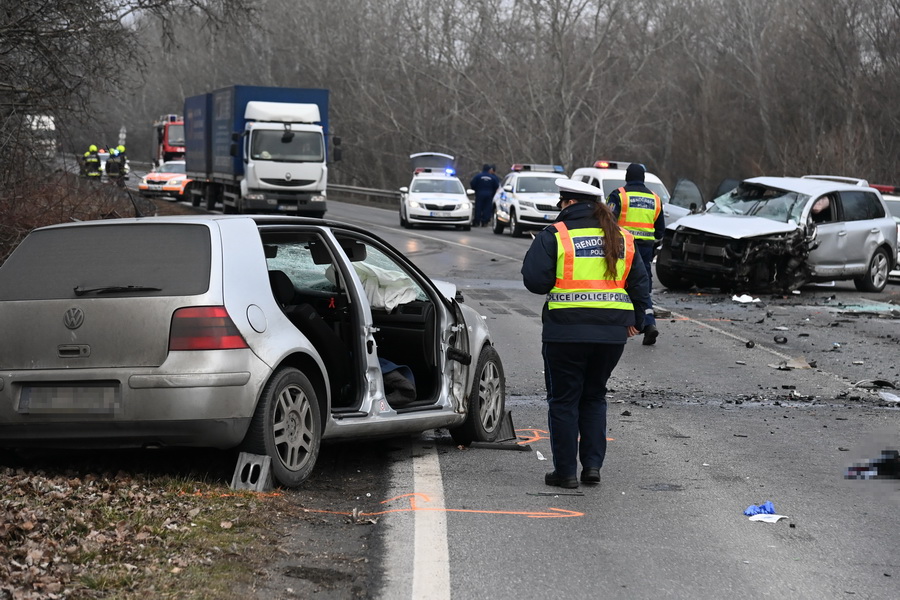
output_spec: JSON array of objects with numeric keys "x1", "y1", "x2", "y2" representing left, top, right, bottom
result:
[
  {"x1": 871, "y1": 184, "x2": 900, "y2": 194},
  {"x1": 512, "y1": 163, "x2": 565, "y2": 173},
  {"x1": 593, "y1": 160, "x2": 627, "y2": 169}
]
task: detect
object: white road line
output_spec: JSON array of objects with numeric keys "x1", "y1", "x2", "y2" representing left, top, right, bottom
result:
[{"x1": 411, "y1": 443, "x2": 451, "y2": 600}]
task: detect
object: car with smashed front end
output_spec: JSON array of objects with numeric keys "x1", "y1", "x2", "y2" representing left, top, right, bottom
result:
[
  {"x1": 656, "y1": 175, "x2": 898, "y2": 293},
  {"x1": 0, "y1": 215, "x2": 507, "y2": 487}
]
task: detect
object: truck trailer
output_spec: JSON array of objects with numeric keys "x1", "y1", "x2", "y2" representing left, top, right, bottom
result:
[{"x1": 184, "y1": 85, "x2": 336, "y2": 216}]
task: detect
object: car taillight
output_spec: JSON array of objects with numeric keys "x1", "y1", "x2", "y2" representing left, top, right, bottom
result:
[{"x1": 169, "y1": 306, "x2": 248, "y2": 351}]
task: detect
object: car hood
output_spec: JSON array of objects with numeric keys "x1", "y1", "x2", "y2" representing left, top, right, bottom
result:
[
  {"x1": 146, "y1": 172, "x2": 185, "y2": 181},
  {"x1": 513, "y1": 192, "x2": 558, "y2": 200},
  {"x1": 410, "y1": 193, "x2": 466, "y2": 202},
  {"x1": 668, "y1": 213, "x2": 800, "y2": 239}
]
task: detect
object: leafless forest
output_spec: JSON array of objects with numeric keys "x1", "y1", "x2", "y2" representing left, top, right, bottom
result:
[{"x1": 4, "y1": 0, "x2": 900, "y2": 200}]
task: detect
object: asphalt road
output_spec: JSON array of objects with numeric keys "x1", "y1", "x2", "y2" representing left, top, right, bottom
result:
[
  {"x1": 133, "y1": 187, "x2": 900, "y2": 599},
  {"x1": 317, "y1": 199, "x2": 900, "y2": 600}
]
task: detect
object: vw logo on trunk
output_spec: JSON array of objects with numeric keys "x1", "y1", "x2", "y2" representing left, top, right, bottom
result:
[
  {"x1": 64, "y1": 307, "x2": 84, "y2": 330},
  {"x1": 284, "y1": 172, "x2": 292, "y2": 181}
]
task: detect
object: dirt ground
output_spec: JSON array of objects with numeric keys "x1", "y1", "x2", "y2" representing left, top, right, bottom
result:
[{"x1": 239, "y1": 441, "x2": 393, "y2": 599}]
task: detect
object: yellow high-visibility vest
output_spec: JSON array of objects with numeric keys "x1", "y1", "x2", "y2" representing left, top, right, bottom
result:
[
  {"x1": 616, "y1": 188, "x2": 660, "y2": 242},
  {"x1": 548, "y1": 222, "x2": 636, "y2": 311}
]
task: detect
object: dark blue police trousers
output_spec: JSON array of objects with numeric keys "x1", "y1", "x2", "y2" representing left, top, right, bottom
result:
[
  {"x1": 635, "y1": 241, "x2": 656, "y2": 327},
  {"x1": 542, "y1": 341, "x2": 626, "y2": 477}
]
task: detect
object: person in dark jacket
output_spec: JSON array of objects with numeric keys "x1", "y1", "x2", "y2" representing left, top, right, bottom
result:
[
  {"x1": 469, "y1": 164, "x2": 501, "y2": 227},
  {"x1": 606, "y1": 163, "x2": 665, "y2": 345},
  {"x1": 522, "y1": 178, "x2": 651, "y2": 489}
]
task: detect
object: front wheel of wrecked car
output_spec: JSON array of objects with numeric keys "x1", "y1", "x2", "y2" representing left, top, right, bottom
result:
[
  {"x1": 450, "y1": 346, "x2": 506, "y2": 446},
  {"x1": 243, "y1": 367, "x2": 322, "y2": 487},
  {"x1": 854, "y1": 248, "x2": 890, "y2": 293},
  {"x1": 655, "y1": 247, "x2": 695, "y2": 291}
]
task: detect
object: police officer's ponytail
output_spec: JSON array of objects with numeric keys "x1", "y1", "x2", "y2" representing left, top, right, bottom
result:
[{"x1": 591, "y1": 201, "x2": 623, "y2": 276}]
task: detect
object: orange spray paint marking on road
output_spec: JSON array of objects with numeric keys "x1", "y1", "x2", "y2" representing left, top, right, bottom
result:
[
  {"x1": 517, "y1": 428, "x2": 614, "y2": 443},
  {"x1": 300, "y1": 493, "x2": 584, "y2": 519}
]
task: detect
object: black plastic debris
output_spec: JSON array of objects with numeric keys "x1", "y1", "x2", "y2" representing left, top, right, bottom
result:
[
  {"x1": 746, "y1": 341, "x2": 755, "y2": 348},
  {"x1": 845, "y1": 450, "x2": 900, "y2": 480},
  {"x1": 851, "y1": 379, "x2": 898, "y2": 390},
  {"x1": 774, "y1": 335, "x2": 788, "y2": 344}
]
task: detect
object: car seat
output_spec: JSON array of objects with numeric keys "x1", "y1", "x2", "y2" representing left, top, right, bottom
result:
[{"x1": 268, "y1": 270, "x2": 355, "y2": 407}]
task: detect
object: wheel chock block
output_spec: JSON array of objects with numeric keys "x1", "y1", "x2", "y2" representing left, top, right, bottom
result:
[
  {"x1": 496, "y1": 409, "x2": 517, "y2": 443},
  {"x1": 230, "y1": 452, "x2": 274, "y2": 492}
]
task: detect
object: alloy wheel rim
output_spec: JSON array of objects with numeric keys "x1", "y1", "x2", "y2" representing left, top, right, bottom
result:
[
  {"x1": 478, "y1": 361, "x2": 502, "y2": 432},
  {"x1": 273, "y1": 383, "x2": 314, "y2": 470},
  {"x1": 872, "y1": 253, "x2": 888, "y2": 288}
]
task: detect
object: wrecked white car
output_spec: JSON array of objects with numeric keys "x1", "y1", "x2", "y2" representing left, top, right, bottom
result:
[{"x1": 656, "y1": 176, "x2": 898, "y2": 293}]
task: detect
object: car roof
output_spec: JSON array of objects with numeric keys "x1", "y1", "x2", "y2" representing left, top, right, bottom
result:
[
  {"x1": 33, "y1": 214, "x2": 376, "y2": 238},
  {"x1": 509, "y1": 171, "x2": 560, "y2": 177},
  {"x1": 412, "y1": 172, "x2": 461, "y2": 180},
  {"x1": 743, "y1": 176, "x2": 880, "y2": 196},
  {"x1": 571, "y1": 166, "x2": 665, "y2": 185}
]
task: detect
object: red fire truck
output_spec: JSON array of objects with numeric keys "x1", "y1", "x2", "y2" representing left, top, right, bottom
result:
[{"x1": 152, "y1": 114, "x2": 185, "y2": 165}]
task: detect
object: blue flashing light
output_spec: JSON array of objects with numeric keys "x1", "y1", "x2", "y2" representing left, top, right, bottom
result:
[
  {"x1": 445, "y1": 168, "x2": 456, "y2": 176},
  {"x1": 553, "y1": 165, "x2": 565, "y2": 173}
]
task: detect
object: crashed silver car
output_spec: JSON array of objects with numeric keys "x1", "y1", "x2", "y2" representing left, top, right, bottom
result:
[
  {"x1": 656, "y1": 176, "x2": 899, "y2": 292},
  {"x1": 0, "y1": 216, "x2": 506, "y2": 487}
]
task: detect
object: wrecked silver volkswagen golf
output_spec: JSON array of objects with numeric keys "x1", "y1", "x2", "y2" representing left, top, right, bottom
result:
[
  {"x1": 0, "y1": 216, "x2": 506, "y2": 487},
  {"x1": 656, "y1": 176, "x2": 898, "y2": 292}
]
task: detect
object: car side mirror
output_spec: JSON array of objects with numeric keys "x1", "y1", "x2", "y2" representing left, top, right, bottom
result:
[
  {"x1": 399, "y1": 186, "x2": 409, "y2": 193},
  {"x1": 332, "y1": 147, "x2": 342, "y2": 162},
  {"x1": 504, "y1": 184, "x2": 513, "y2": 192},
  {"x1": 466, "y1": 189, "x2": 475, "y2": 195}
]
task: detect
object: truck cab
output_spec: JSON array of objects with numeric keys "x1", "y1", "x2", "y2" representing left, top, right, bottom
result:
[{"x1": 237, "y1": 102, "x2": 327, "y2": 216}]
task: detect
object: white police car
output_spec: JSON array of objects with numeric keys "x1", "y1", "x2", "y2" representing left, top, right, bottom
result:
[
  {"x1": 571, "y1": 159, "x2": 674, "y2": 218},
  {"x1": 399, "y1": 166, "x2": 474, "y2": 231},
  {"x1": 491, "y1": 164, "x2": 566, "y2": 237}
]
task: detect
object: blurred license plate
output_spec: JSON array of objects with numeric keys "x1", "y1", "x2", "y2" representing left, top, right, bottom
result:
[
  {"x1": 429, "y1": 211, "x2": 451, "y2": 217},
  {"x1": 148, "y1": 184, "x2": 162, "y2": 191},
  {"x1": 544, "y1": 214, "x2": 554, "y2": 220},
  {"x1": 18, "y1": 384, "x2": 120, "y2": 415}
]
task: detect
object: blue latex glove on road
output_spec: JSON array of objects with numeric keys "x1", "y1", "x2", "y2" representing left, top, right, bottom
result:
[{"x1": 743, "y1": 501, "x2": 776, "y2": 516}]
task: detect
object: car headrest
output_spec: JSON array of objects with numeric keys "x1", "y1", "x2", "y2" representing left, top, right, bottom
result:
[{"x1": 268, "y1": 270, "x2": 295, "y2": 306}]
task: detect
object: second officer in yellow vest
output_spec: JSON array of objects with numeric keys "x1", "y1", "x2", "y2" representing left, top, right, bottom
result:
[
  {"x1": 606, "y1": 163, "x2": 665, "y2": 345},
  {"x1": 522, "y1": 179, "x2": 651, "y2": 489}
]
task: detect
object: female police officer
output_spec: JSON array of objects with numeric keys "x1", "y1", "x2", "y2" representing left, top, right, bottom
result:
[{"x1": 521, "y1": 179, "x2": 651, "y2": 488}]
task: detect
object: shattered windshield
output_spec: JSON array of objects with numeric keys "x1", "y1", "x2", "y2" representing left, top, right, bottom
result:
[{"x1": 707, "y1": 184, "x2": 809, "y2": 224}]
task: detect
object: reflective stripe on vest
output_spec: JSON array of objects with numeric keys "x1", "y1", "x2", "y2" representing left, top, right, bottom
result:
[
  {"x1": 616, "y1": 187, "x2": 660, "y2": 241},
  {"x1": 549, "y1": 222, "x2": 635, "y2": 311}
]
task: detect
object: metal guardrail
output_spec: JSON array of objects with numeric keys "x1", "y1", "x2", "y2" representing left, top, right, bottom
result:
[{"x1": 328, "y1": 183, "x2": 401, "y2": 208}]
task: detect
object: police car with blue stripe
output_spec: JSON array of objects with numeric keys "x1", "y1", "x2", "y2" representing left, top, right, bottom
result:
[{"x1": 491, "y1": 164, "x2": 566, "y2": 237}]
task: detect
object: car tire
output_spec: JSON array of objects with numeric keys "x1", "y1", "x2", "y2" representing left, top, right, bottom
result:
[
  {"x1": 509, "y1": 210, "x2": 525, "y2": 237},
  {"x1": 242, "y1": 367, "x2": 322, "y2": 488},
  {"x1": 190, "y1": 192, "x2": 201, "y2": 207},
  {"x1": 450, "y1": 345, "x2": 506, "y2": 446},
  {"x1": 854, "y1": 248, "x2": 890, "y2": 293},
  {"x1": 400, "y1": 209, "x2": 409, "y2": 228},
  {"x1": 491, "y1": 210, "x2": 505, "y2": 234},
  {"x1": 655, "y1": 246, "x2": 695, "y2": 291}
]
